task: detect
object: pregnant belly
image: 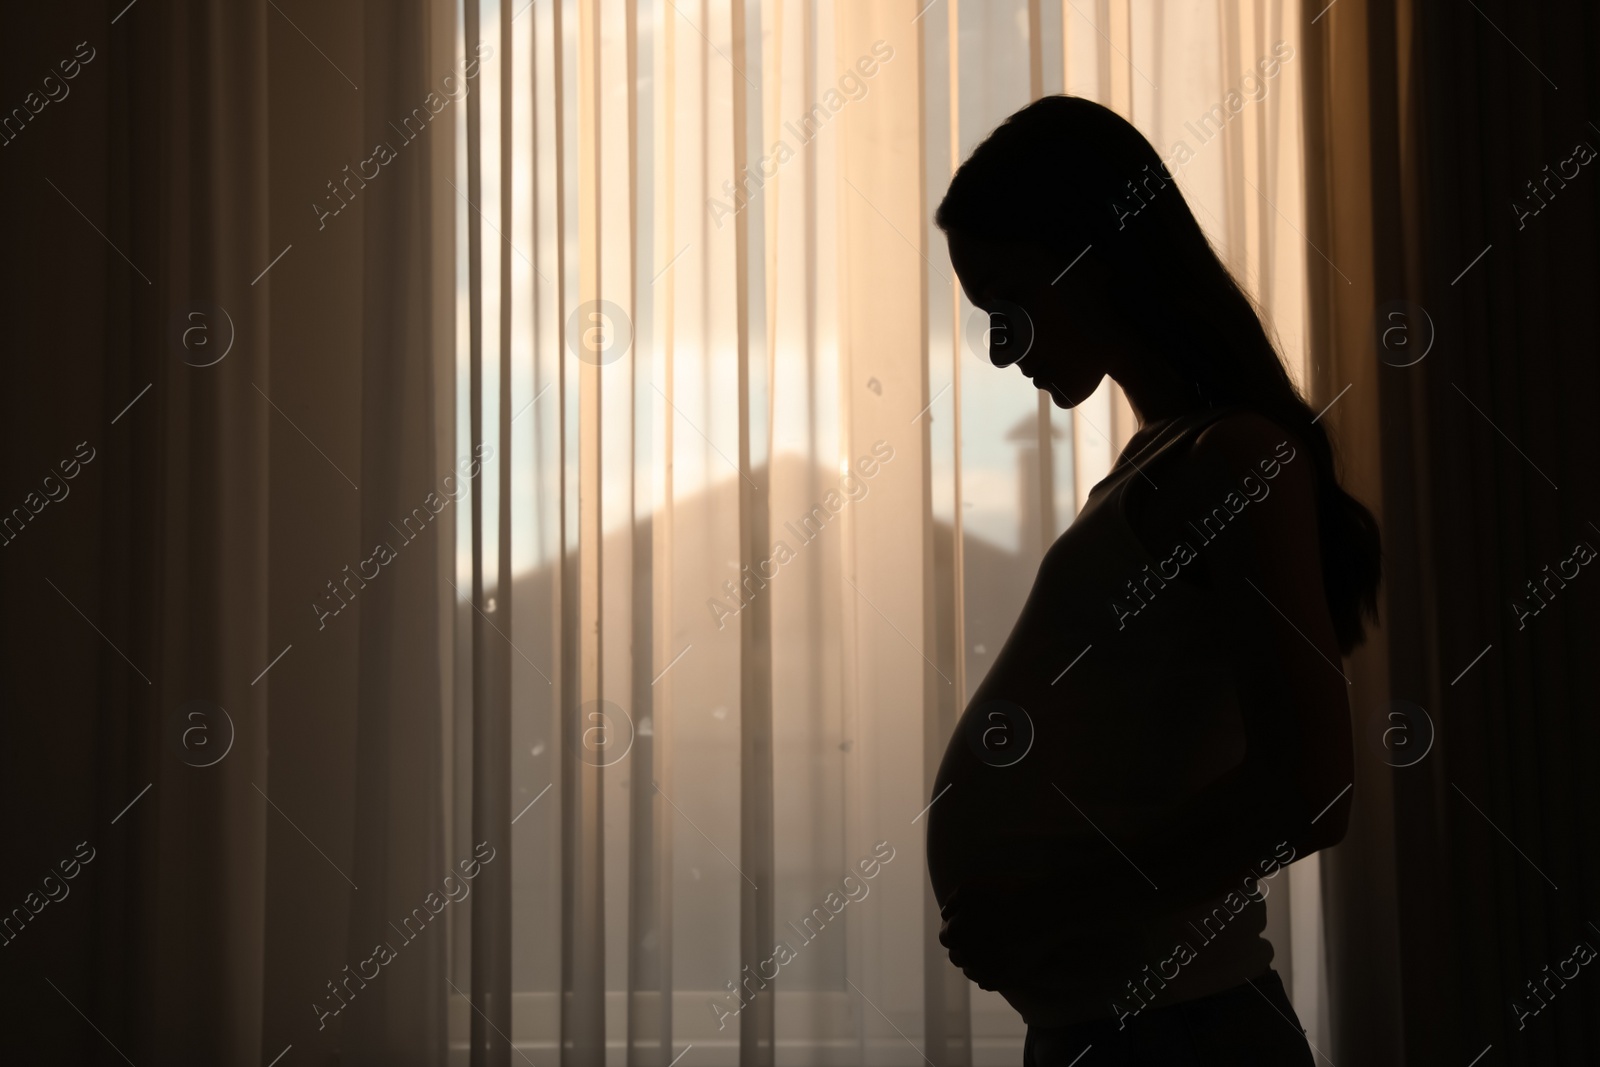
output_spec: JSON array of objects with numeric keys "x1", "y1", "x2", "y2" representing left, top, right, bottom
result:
[
  {"x1": 924, "y1": 685, "x2": 1209, "y2": 909},
  {"x1": 924, "y1": 695, "x2": 1274, "y2": 1027},
  {"x1": 924, "y1": 695, "x2": 1107, "y2": 907}
]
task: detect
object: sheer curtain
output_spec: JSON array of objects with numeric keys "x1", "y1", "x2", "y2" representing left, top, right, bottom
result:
[{"x1": 455, "y1": 0, "x2": 1321, "y2": 1063}]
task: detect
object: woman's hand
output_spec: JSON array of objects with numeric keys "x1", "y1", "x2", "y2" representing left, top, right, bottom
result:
[{"x1": 937, "y1": 870, "x2": 1069, "y2": 991}]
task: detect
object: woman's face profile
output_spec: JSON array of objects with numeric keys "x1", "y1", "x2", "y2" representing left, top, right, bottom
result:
[{"x1": 945, "y1": 228, "x2": 1117, "y2": 410}]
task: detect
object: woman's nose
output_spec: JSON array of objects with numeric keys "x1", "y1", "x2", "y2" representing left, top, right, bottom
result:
[{"x1": 984, "y1": 300, "x2": 1034, "y2": 367}]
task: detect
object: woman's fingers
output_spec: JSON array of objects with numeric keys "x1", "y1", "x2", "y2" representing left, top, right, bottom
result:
[
  {"x1": 940, "y1": 900, "x2": 1001, "y2": 977},
  {"x1": 939, "y1": 871, "x2": 1066, "y2": 990}
]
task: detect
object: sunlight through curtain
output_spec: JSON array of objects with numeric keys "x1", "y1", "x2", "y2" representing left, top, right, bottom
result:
[{"x1": 450, "y1": 1, "x2": 1318, "y2": 1063}]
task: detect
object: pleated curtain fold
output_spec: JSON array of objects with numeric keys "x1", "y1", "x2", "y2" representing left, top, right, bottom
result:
[
  {"x1": 1301, "y1": 0, "x2": 1600, "y2": 1063},
  {"x1": 2, "y1": 1, "x2": 456, "y2": 1063}
]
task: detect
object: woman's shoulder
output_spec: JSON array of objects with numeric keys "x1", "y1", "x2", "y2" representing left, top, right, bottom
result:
[
  {"x1": 1189, "y1": 406, "x2": 1304, "y2": 462},
  {"x1": 1133, "y1": 406, "x2": 1315, "y2": 534},
  {"x1": 1176, "y1": 406, "x2": 1312, "y2": 491},
  {"x1": 1120, "y1": 405, "x2": 1316, "y2": 555}
]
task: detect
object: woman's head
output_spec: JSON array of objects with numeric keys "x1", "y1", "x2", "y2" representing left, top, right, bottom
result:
[
  {"x1": 936, "y1": 95, "x2": 1255, "y2": 409},
  {"x1": 936, "y1": 95, "x2": 1383, "y2": 654}
]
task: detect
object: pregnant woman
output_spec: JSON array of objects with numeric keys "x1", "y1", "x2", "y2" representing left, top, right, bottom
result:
[{"x1": 925, "y1": 96, "x2": 1381, "y2": 1064}]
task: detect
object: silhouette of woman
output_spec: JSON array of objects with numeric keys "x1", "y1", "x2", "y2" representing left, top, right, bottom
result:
[{"x1": 925, "y1": 96, "x2": 1381, "y2": 1065}]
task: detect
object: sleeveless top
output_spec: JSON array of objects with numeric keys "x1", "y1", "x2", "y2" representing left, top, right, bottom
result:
[{"x1": 925, "y1": 404, "x2": 1275, "y2": 1028}]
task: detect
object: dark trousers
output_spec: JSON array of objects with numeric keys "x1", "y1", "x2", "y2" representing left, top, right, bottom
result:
[{"x1": 1021, "y1": 969, "x2": 1318, "y2": 1066}]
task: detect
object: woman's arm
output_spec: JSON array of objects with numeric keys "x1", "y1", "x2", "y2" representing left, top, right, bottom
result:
[{"x1": 1068, "y1": 410, "x2": 1355, "y2": 913}]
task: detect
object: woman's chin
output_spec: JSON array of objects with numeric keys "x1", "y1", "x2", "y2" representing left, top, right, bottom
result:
[{"x1": 1042, "y1": 382, "x2": 1075, "y2": 408}]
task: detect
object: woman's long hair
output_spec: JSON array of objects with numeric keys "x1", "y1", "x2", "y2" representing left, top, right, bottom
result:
[{"x1": 936, "y1": 95, "x2": 1381, "y2": 655}]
